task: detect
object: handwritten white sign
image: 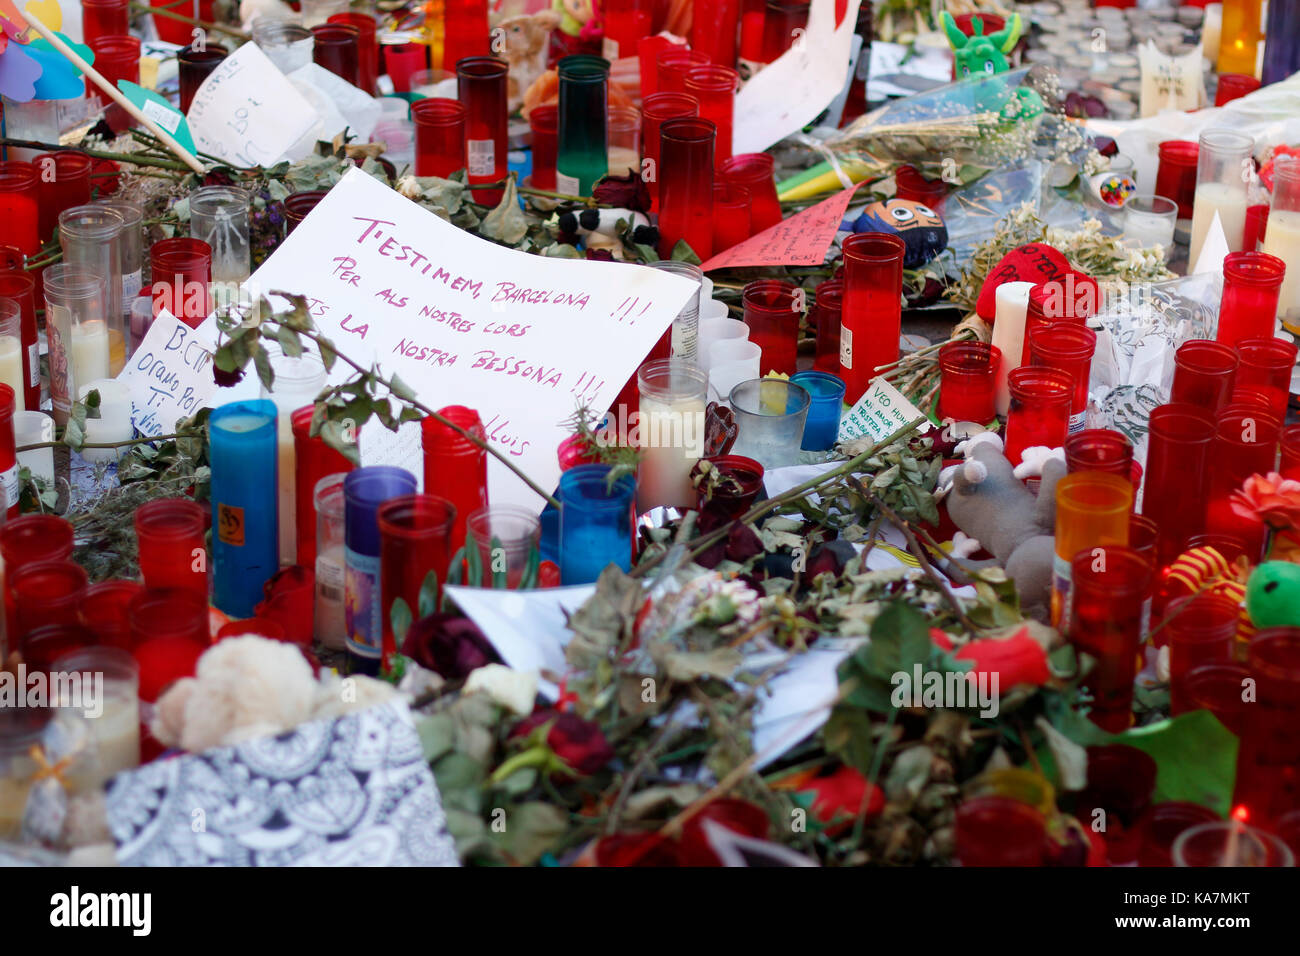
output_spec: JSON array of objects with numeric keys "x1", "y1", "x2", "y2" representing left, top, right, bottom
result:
[
  {"x1": 244, "y1": 167, "x2": 699, "y2": 512},
  {"x1": 118, "y1": 310, "x2": 217, "y2": 437},
  {"x1": 837, "y1": 376, "x2": 930, "y2": 445},
  {"x1": 733, "y1": 0, "x2": 862, "y2": 155},
  {"x1": 187, "y1": 42, "x2": 319, "y2": 168}
]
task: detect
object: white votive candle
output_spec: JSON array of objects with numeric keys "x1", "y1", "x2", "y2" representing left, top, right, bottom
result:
[
  {"x1": 78, "y1": 379, "x2": 134, "y2": 464},
  {"x1": 70, "y1": 319, "x2": 111, "y2": 392},
  {"x1": 991, "y1": 281, "x2": 1037, "y2": 416}
]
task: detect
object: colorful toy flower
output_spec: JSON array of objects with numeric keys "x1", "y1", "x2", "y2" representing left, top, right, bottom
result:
[
  {"x1": 0, "y1": 0, "x2": 93, "y2": 102},
  {"x1": 1230, "y1": 471, "x2": 1300, "y2": 532}
]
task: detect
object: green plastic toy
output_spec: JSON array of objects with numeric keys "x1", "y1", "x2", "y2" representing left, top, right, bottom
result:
[
  {"x1": 940, "y1": 11, "x2": 1022, "y2": 79},
  {"x1": 1246, "y1": 561, "x2": 1300, "y2": 628}
]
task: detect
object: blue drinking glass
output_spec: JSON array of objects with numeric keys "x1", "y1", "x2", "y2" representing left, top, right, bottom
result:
[
  {"x1": 210, "y1": 399, "x2": 279, "y2": 618},
  {"x1": 344, "y1": 465, "x2": 417, "y2": 671},
  {"x1": 558, "y1": 464, "x2": 636, "y2": 585},
  {"x1": 790, "y1": 371, "x2": 847, "y2": 451}
]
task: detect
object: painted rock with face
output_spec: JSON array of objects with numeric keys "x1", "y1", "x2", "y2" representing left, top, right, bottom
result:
[{"x1": 848, "y1": 198, "x2": 948, "y2": 268}]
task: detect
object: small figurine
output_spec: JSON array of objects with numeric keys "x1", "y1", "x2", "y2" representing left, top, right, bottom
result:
[
  {"x1": 1246, "y1": 561, "x2": 1300, "y2": 629},
  {"x1": 498, "y1": 9, "x2": 562, "y2": 113}
]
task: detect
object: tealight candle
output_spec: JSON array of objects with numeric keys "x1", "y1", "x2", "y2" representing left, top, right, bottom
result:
[
  {"x1": 1123, "y1": 194, "x2": 1177, "y2": 257},
  {"x1": 210, "y1": 400, "x2": 280, "y2": 618},
  {"x1": 991, "y1": 281, "x2": 1037, "y2": 416}
]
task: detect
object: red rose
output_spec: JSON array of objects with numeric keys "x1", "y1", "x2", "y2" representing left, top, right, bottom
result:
[
  {"x1": 401, "y1": 612, "x2": 501, "y2": 679},
  {"x1": 931, "y1": 626, "x2": 1051, "y2": 689},
  {"x1": 592, "y1": 172, "x2": 651, "y2": 213},
  {"x1": 678, "y1": 798, "x2": 770, "y2": 865},
  {"x1": 593, "y1": 831, "x2": 680, "y2": 866},
  {"x1": 509, "y1": 709, "x2": 613, "y2": 776},
  {"x1": 774, "y1": 765, "x2": 884, "y2": 836},
  {"x1": 254, "y1": 565, "x2": 315, "y2": 647},
  {"x1": 91, "y1": 158, "x2": 121, "y2": 197}
]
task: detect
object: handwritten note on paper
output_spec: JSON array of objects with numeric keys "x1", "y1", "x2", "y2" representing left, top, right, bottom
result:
[
  {"x1": 700, "y1": 182, "x2": 864, "y2": 272},
  {"x1": 837, "y1": 376, "x2": 931, "y2": 445},
  {"x1": 733, "y1": 0, "x2": 862, "y2": 155},
  {"x1": 117, "y1": 310, "x2": 217, "y2": 437},
  {"x1": 245, "y1": 167, "x2": 700, "y2": 513},
  {"x1": 186, "y1": 42, "x2": 319, "y2": 168}
]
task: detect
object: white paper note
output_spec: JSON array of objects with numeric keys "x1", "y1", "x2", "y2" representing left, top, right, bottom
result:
[
  {"x1": 116, "y1": 310, "x2": 217, "y2": 437},
  {"x1": 733, "y1": 0, "x2": 862, "y2": 155},
  {"x1": 837, "y1": 376, "x2": 930, "y2": 445},
  {"x1": 186, "y1": 42, "x2": 319, "y2": 168},
  {"x1": 244, "y1": 167, "x2": 700, "y2": 512}
]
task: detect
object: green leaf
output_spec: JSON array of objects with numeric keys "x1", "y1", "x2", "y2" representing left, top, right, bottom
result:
[
  {"x1": 465, "y1": 537, "x2": 483, "y2": 587},
  {"x1": 490, "y1": 802, "x2": 567, "y2": 866},
  {"x1": 275, "y1": 324, "x2": 304, "y2": 359},
  {"x1": 447, "y1": 546, "x2": 466, "y2": 586},
  {"x1": 418, "y1": 570, "x2": 440, "y2": 619},
  {"x1": 518, "y1": 546, "x2": 540, "y2": 590},
  {"x1": 477, "y1": 175, "x2": 529, "y2": 246},
  {"x1": 252, "y1": 344, "x2": 275, "y2": 392},
  {"x1": 823, "y1": 706, "x2": 876, "y2": 774},
  {"x1": 389, "y1": 596, "x2": 413, "y2": 645},
  {"x1": 389, "y1": 372, "x2": 418, "y2": 403},
  {"x1": 1112, "y1": 710, "x2": 1239, "y2": 817},
  {"x1": 669, "y1": 239, "x2": 702, "y2": 265},
  {"x1": 416, "y1": 713, "x2": 455, "y2": 763},
  {"x1": 317, "y1": 335, "x2": 337, "y2": 373}
]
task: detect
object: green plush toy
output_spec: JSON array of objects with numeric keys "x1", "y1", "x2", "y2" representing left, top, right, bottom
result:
[
  {"x1": 940, "y1": 10, "x2": 1021, "y2": 79},
  {"x1": 1246, "y1": 561, "x2": 1300, "y2": 628}
]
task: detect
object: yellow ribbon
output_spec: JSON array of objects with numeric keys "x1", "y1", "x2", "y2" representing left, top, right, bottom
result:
[{"x1": 28, "y1": 744, "x2": 72, "y2": 787}]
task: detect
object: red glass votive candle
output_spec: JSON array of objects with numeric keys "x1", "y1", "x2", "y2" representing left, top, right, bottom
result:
[
  {"x1": 129, "y1": 589, "x2": 209, "y2": 704},
  {"x1": 1142, "y1": 403, "x2": 1216, "y2": 566},
  {"x1": 839, "y1": 232, "x2": 906, "y2": 404},
  {"x1": 604, "y1": 0, "x2": 654, "y2": 58},
  {"x1": 0, "y1": 271, "x2": 40, "y2": 411},
  {"x1": 1, "y1": 515, "x2": 74, "y2": 572},
  {"x1": 291, "y1": 406, "x2": 355, "y2": 569},
  {"x1": 1216, "y1": 73, "x2": 1262, "y2": 106},
  {"x1": 1076, "y1": 744, "x2": 1158, "y2": 843},
  {"x1": 760, "y1": 0, "x2": 809, "y2": 63},
  {"x1": 1236, "y1": 628, "x2": 1300, "y2": 822},
  {"x1": 1216, "y1": 252, "x2": 1287, "y2": 348},
  {"x1": 328, "y1": 12, "x2": 379, "y2": 94},
  {"x1": 528, "y1": 105, "x2": 559, "y2": 191},
  {"x1": 739, "y1": 0, "x2": 766, "y2": 63},
  {"x1": 312, "y1": 23, "x2": 361, "y2": 87},
  {"x1": 378, "y1": 494, "x2": 455, "y2": 669},
  {"x1": 150, "y1": 237, "x2": 212, "y2": 328},
  {"x1": 0, "y1": 163, "x2": 40, "y2": 257},
  {"x1": 20, "y1": 624, "x2": 96, "y2": 673},
  {"x1": 150, "y1": 0, "x2": 212, "y2": 44},
  {"x1": 1136, "y1": 802, "x2": 1221, "y2": 867},
  {"x1": 1004, "y1": 365, "x2": 1072, "y2": 466},
  {"x1": 742, "y1": 279, "x2": 800, "y2": 376},
  {"x1": 642, "y1": 92, "x2": 699, "y2": 213},
  {"x1": 1156, "y1": 140, "x2": 1199, "y2": 221},
  {"x1": 1184, "y1": 662, "x2": 1253, "y2": 736},
  {"x1": 81, "y1": 0, "x2": 129, "y2": 44},
  {"x1": 384, "y1": 42, "x2": 429, "y2": 93},
  {"x1": 954, "y1": 795, "x2": 1046, "y2": 866},
  {"x1": 1234, "y1": 337, "x2": 1297, "y2": 422},
  {"x1": 457, "y1": 56, "x2": 510, "y2": 207},
  {"x1": 33, "y1": 152, "x2": 92, "y2": 244},
  {"x1": 720, "y1": 153, "x2": 781, "y2": 235},
  {"x1": 176, "y1": 44, "x2": 225, "y2": 114},
  {"x1": 1166, "y1": 594, "x2": 1239, "y2": 714},
  {"x1": 637, "y1": 35, "x2": 676, "y2": 97},
  {"x1": 12, "y1": 559, "x2": 89, "y2": 637},
  {"x1": 1281, "y1": 424, "x2": 1300, "y2": 480},
  {"x1": 811, "y1": 278, "x2": 843, "y2": 373},
  {"x1": 895, "y1": 165, "x2": 947, "y2": 208},
  {"x1": 0, "y1": 384, "x2": 15, "y2": 516},
  {"x1": 1171, "y1": 339, "x2": 1239, "y2": 412},
  {"x1": 657, "y1": 117, "x2": 715, "y2": 261},
  {"x1": 657, "y1": 47, "x2": 711, "y2": 94},
  {"x1": 712, "y1": 182, "x2": 751, "y2": 253},
  {"x1": 1129, "y1": 513, "x2": 1158, "y2": 568},
  {"x1": 442, "y1": 0, "x2": 490, "y2": 72},
  {"x1": 938, "y1": 341, "x2": 1001, "y2": 425},
  {"x1": 1020, "y1": 283, "x2": 1091, "y2": 367},
  {"x1": 89, "y1": 35, "x2": 141, "y2": 109},
  {"x1": 695, "y1": 454, "x2": 764, "y2": 519},
  {"x1": 1070, "y1": 545, "x2": 1152, "y2": 732},
  {"x1": 422, "y1": 406, "x2": 488, "y2": 552},
  {"x1": 1064, "y1": 428, "x2": 1133, "y2": 479},
  {"x1": 78, "y1": 579, "x2": 144, "y2": 650},
  {"x1": 691, "y1": 0, "x2": 740, "y2": 67},
  {"x1": 411, "y1": 98, "x2": 467, "y2": 179},
  {"x1": 1205, "y1": 404, "x2": 1280, "y2": 556},
  {"x1": 282, "y1": 191, "x2": 328, "y2": 235},
  {"x1": 684, "y1": 65, "x2": 737, "y2": 168},
  {"x1": 134, "y1": 498, "x2": 209, "y2": 597},
  {"x1": 1028, "y1": 322, "x2": 1097, "y2": 433}
]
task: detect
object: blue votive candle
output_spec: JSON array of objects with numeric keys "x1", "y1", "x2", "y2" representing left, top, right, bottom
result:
[
  {"x1": 791, "y1": 370, "x2": 847, "y2": 451},
  {"x1": 344, "y1": 465, "x2": 416, "y2": 674},
  {"x1": 559, "y1": 464, "x2": 636, "y2": 585},
  {"x1": 210, "y1": 399, "x2": 279, "y2": 618}
]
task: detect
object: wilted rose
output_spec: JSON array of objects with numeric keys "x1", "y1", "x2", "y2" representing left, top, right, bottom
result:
[
  {"x1": 509, "y1": 709, "x2": 613, "y2": 776},
  {"x1": 401, "y1": 613, "x2": 502, "y2": 679},
  {"x1": 592, "y1": 172, "x2": 651, "y2": 213}
]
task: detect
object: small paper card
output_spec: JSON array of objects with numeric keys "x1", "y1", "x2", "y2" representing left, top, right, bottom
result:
[
  {"x1": 116, "y1": 310, "x2": 217, "y2": 437},
  {"x1": 837, "y1": 376, "x2": 930, "y2": 444},
  {"x1": 699, "y1": 182, "x2": 864, "y2": 272},
  {"x1": 104, "y1": 700, "x2": 460, "y2": 867}
]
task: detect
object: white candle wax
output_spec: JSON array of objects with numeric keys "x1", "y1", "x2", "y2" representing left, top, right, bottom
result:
[
  {"x1": 637, "y1": 393, "x2": 707, "y2": 510},
  {"x1": 991, "y1": 281, "x2": 1037, "y2": 416},
  {"x1": 79, "y1": 379, "x2": 134, "y2": 464},
  {"x1": 70, "y1": 320, "x2": 111, "y2": 393},
  {"x1": 1203, "y1": 4, "x2": 1223, "y2": 64},
  {"x1": 0, "y1": 335, "x2": 25, "y2": 411},
  {"x1": 14, "y1": 412, "x2": 53, "y2": 483},
  {"x1": 1124, "y1": 208, "x2": 1176, "y2": 254},
  {"x1": 607, "y1": 146, "x2": 640, "y2": 178},
  {"x1": 1262, "y1": 208, "x2": 1300, "y2": 331},
  {"x1": 1190, "y1": 181, "x2": 1247, "y2": 265}
]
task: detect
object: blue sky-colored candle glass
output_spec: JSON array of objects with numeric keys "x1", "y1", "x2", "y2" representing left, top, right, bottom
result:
[
  {"x1": 559, "y1": 465, "x2": 636, "y2": 585},
  {"x1": 210, "y1": 399, "x2": 279, "y2": 617},
  {"x1": 791, "y1": 371, "x2": 847, "y2": 451},
  {"x1": 344, "y1": 465, "x2": 417, "y2": 669}
]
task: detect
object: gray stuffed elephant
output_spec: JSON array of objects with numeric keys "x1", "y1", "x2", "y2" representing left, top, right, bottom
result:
[{"x1": 944, "y1": 436, "x2": 1065, "y2": 621}]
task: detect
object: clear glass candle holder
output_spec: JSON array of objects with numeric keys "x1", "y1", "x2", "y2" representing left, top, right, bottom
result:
[
  {"x1": 0, "y1": 272, "x2": 39, "y2": 412},
  {"x1": 1262, "y1": 155, "x2": 1300, "y2": 333},
  {"x1": 636, "y1": 359, "x2": 709, "y2": 511},
  {"x1": 1190, "y1": 129, "x2": 1255, "y2": 265},
  {"x1": 0, "y1": 298, "x2": 24, "y2": 410},
  {"x1": 606, "y1": 105, "x2": 641, "y2": 178},
  {"x1": 1172, "y1": 821, "x2": 1295, "y2": 867},
  {"x1": 58, "y1": 204, "x2": 125, "y2": 374},
  {"x1": 728, "y1": 377, "x2": 811, "y2": 469},
  {"x1": 467, "y1": 505, "x2": 541, "y2": 588},
  {"x1": 41, "y1": 264, "x2": 109, "y2": 426},
  {"x1": 252, "y1": 18, "x2": 315, "y2": 74},
  {"x1": 189, "y1": 185, "x2": 251, "y2": 292},
  {"x1": 1123, "y1": 194, "x2": 1177, "y2": 258},
  {"x1": 52, "y1": 646, "x2": 140, "y2": 788},
  {"x1": 260, "y1": 349, "x2": 327, "y2": 568}
]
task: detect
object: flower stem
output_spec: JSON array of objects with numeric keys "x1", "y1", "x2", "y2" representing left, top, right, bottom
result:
[{"x1": 0, "y1": 137, "x2": 194, "y2": 173}]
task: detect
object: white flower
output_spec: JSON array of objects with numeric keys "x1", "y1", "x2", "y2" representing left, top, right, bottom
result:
[{"x1": 463, "y1": 664, "x2": 538, "y2": 715}]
